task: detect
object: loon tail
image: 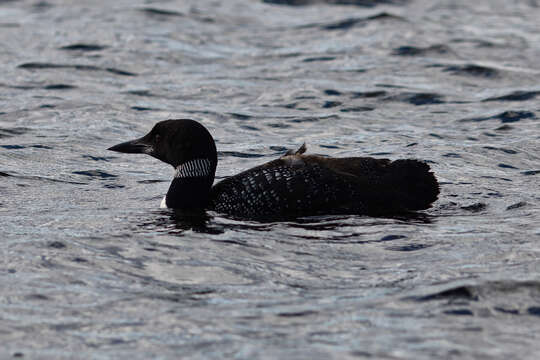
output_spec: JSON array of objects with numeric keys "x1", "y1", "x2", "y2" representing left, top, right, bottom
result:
[{"x1": 385, "y1": 159, "x2": 440, "y2": 211}]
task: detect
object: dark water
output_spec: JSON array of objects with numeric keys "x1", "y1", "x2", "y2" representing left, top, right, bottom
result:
[{"x1": 1, "y1": 0, "x2": 540, "y2": 358}]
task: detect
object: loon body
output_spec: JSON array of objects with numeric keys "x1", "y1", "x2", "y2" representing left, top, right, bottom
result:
[{"x1": 108, "y1": 119, "x2": 439, "y2": 219}]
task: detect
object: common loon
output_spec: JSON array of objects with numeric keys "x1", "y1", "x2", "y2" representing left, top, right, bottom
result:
[{"x1": 108, "y1": 119, "x2": 439, "y2": 219}]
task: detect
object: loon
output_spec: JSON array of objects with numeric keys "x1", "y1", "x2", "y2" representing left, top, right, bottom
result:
[{"x1": 108, "y1": 119, "x2": 439, "y2": 219}]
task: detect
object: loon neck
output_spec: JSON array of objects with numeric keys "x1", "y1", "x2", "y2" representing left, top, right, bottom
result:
[
  {"x1": 165, "y1": 158, "x2": 215, "y2": 209},
  {"x1": 174, "y1": 158, "x2": 212, "y2": 178}
]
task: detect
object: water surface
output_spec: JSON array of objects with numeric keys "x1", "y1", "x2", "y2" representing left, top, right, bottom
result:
[{"x1": 1, "y1": 0, "x2": 539, "y2": 358}]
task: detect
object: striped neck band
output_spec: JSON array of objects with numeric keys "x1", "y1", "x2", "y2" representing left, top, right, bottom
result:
[{"x1": 174, "y1": 158, "x2": 212, "y2": 178}]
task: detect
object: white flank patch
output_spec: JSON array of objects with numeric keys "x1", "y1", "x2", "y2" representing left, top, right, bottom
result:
[{"x1": 160, "y1": 195, "x2": 168, "y2": 209}]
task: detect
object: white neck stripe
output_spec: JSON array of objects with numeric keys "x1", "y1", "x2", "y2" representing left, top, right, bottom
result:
[{"x1": 174, "y1": 158, "x2": 212, "y2": 178}]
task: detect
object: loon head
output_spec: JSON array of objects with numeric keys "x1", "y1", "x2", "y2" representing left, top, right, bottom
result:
[
  {"x1": 108, "y1": 119, "x2": 217, "y2": 168},
  {"x1": 108, "y1": 119, "x2": 218, "y2": 209}
]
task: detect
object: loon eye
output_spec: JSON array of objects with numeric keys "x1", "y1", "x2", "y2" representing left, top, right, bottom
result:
[{"x1": 154, "y1": 134, "x2": 161, "y2": 143}]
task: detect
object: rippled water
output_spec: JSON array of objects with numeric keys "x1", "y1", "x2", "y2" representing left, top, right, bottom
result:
[{"x1": 1, "y1": 0, "x2": 540, "y2": 358}]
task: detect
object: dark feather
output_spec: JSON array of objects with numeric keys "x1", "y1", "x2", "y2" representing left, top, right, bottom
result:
[{"x1": 210, "y1": 151, "x2": 439, "y2": 219}]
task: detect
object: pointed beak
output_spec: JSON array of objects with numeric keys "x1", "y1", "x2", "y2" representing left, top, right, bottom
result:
[{"x1": 108, "y1": 137, "x2": 152, "y2": 154}]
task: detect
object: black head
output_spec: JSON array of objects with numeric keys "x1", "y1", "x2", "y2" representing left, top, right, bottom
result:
[{"x1": 108, "y1": 119, "x2": 218, "y2": 169}]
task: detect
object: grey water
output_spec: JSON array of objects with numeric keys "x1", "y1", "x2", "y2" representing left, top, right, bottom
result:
[{"x1": 1, "y1": 0, "x2": 539, "y2": 358}]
